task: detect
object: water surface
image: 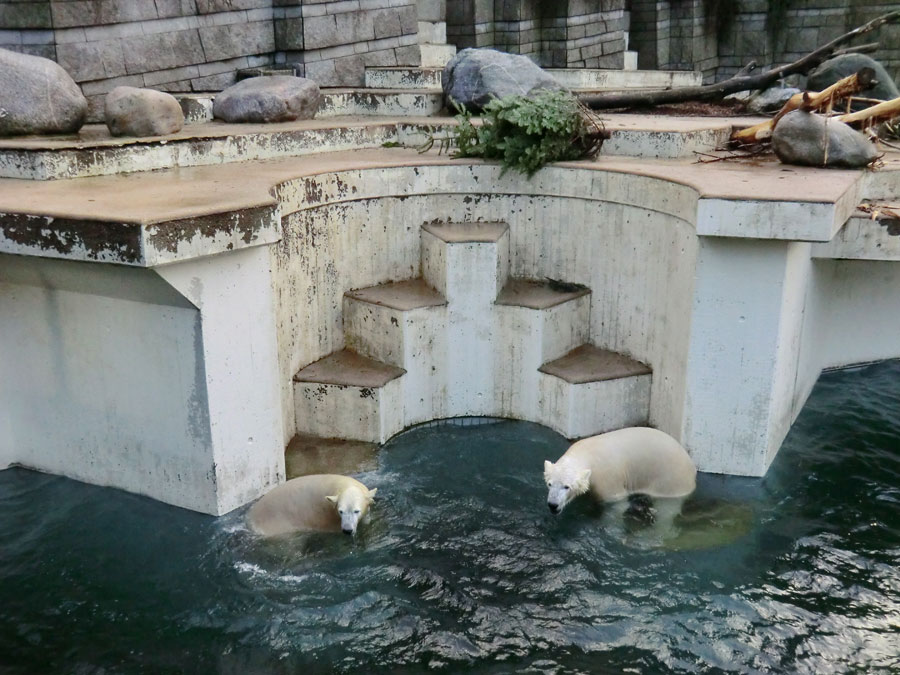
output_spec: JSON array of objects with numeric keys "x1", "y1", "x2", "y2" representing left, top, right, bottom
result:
[{"x1": 1, "y1": 362, "x2": 898, "y2": 673}]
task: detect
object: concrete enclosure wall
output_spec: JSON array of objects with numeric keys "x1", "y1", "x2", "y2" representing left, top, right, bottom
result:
[{"x1": 271, "y1": 164, "x2": 698, "y2": 447}]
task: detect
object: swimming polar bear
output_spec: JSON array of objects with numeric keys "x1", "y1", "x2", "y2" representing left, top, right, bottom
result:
[
  {"x1": 543, "y1": 427, "x2": 696, "y2": 516},
  {"x1": 247, "y1": 474, "x2": 377, "y2": 536}
]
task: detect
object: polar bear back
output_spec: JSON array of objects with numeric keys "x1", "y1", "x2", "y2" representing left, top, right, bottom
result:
[
  {"x1": 247, "y1": 474, "x2": 366, "y2": 536},
  {"x1": 565, "y1": 427, "x2": 696, "y2": 501}
]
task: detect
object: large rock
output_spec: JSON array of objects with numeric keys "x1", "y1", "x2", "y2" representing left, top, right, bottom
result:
[
  {"x1": 442, "y1": 48, "x2": 563, "y2": 111},
  {"x1": 0, "y1": 48, "x2": 87, "y2": 136},
  {"x1": 747, "y1": 86, "x2": 801, "y2": 114},
  {"x1": 213, "y1": 76, "x2": 321, "y2": 124},
  {"x1": 772, "y1": 110, "x2": 877, "y2": 169},
  {"x1": 105, "y1": 86, "x2": 185, "y2": 137},
  {"x1": 807, "y1": 54, "x2": 899, "y2": 104}
]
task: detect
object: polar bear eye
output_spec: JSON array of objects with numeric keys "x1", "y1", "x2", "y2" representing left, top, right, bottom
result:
[
  {"x1": 353, "y1": 509, "x2": 360, "y2": 514},
  {"x1": 338, "y1": 509, "x2": 344, "y2": 515},
  {"x1": 563, "y1": 485, "x2": 570, "y2": 490}
]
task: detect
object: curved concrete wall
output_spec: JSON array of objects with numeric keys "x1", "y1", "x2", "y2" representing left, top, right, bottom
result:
[{"x1": 271, "y1": 164, "x2": 699, "y2": 445}]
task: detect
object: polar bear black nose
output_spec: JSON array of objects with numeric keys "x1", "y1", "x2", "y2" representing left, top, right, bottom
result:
[
  {"x1": 342, "y1": 527, "x2": 354, "y2": 535},
  {"x1": 548, "y1": 503, "x2": 560, "y2": 514}
]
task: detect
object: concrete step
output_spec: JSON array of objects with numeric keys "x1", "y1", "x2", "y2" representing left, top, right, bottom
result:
[
  {"x1": 176, "y1": 88, "x2": 444, "y2": 125},
  {"x1": 364, "y1": 66, "x2": 701, "y2": 93},
  {"x1": 284, "y1": 432, "x2": 378, "y2": 480},
  {"x1": 293, "y1": 349, "x2": 405, "y2": 443},
  {"x1": 420, "y1": 43, "x2": 457, "y2": 68},
  {"x1": 365, "y1": 67, "x2": 443, "y2": 90},
  {"x1": 343, "y1": 279, "x2": 447, "y2": 426},
  {"x1": 494, "y1": 278, "x2": 592, "y2": 421},
  {"x1": 538, "y1": 344, "x2": 652, "y2": 438},
  {"x1": 318, "y1": 88, "x2": 444, "y2": 118},
  {"x1": 546, "y1": 68, "x2": 702, "y2": 91}
]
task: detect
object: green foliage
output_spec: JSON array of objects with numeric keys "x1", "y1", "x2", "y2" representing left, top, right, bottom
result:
[{"x1": 446, "y1": 89, "x2": 606, "y2": 178}]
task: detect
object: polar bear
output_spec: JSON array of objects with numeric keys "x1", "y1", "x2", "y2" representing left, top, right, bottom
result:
[
  {"x1": 543, "y1": 427, "x2": 696, "y2": 516},
  {"x1": 247, "y1": 474, "x2": 377, "y2": 536}
]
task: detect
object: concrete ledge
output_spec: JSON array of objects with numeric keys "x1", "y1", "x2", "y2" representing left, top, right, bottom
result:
[
  {"x1": 539, "y1": 344, "x2": 652, "y2": 383},
  {"x1": 293, "y1": 348, "x2": 405, "y2": 387},
  {"x1": 496, "y1": 278, "x2": 590, "y2": 310}
]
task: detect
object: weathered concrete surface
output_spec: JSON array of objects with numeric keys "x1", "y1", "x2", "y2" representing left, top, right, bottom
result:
[
  {"x1": 0, "y1": 47, "x2": 87, "y2": 136},
  {"x1": 0, "y1": 113, "x2": 772, "y2": 180},
  {"x1": 0, "y1": 246, "x2": 284, "y2": 514},
  {"x1": 105, "y1": 86, "x2": 184, "y2": 137}
]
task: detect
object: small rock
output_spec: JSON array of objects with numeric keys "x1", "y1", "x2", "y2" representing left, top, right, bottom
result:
[
  {"x1": 105, "y1": 86, "x2": 185, "y2": 137},
  {"x1": 213, "y1": 76, "x2": 321, "y2": 124},
  {"x1": 807, "y1": 54, "x2": 899, "y2": 105},
  {"x1": 442, "y1": 48, "x2": 563, "y2": 112},
  {"x1": 772, "y1": 110, "x2": 877, "y2": 169},
  {"x1": 0, "y1": 47, "x2": 87, "y2": 136},
  {"x1": 747, "y1": 86, "x2": 801, "y2": 114}
]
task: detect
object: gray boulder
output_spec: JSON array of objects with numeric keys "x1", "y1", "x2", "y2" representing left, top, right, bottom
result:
[
  {"x1": 213, "y1": 76, "x2": 321, "y2": 123},
  {"x1": 105, "y1": 86, "x2": 185, "y2": 137},
  {"x1": 807, "y1": 54, "x2": 899, "y2": 104},
  {"x1": 0, "y1": 47, "x2": 87, "y2": 136},
  {"x1": 442, "y1": 48, "x2": 563, "y2": 111},
  {"x1": 748, "y1": 86, "x2": 801, "y2": 114},
  {"x1": 772, "y1": 110, "x2": 877, "y2": 169}
]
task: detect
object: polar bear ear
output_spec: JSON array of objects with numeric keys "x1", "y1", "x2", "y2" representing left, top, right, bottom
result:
[
  {"x1": 367, "y1": 488, "x2": 378, "y2": 501},
  {"x1": 325, "y1": 495, "x2": 338, "y2": 504},
  {"x1": 543, "y1": 460, "x2": 553, "y2": 474},
  {"x1": 575, "y1": 469, "x2": 592, "y2": 493}
]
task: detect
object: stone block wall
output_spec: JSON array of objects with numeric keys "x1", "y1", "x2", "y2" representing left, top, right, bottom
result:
[
  {"x1": 274, "y1": 0, "x2": 420, "y2": 86},
  {"x1": 631, "y1": 0, "x2": 900, "y2": 85},
  {"x1": 2, "y1": 1, "x2": 277, "y2": 121},
  {"x1": 446, "y1": 0, "x2": 626, "y2": 67}
]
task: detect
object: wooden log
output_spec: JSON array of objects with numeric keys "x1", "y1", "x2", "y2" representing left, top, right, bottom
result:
[
  {"x1": 837, "y1": 96, "x2": 900, "y2": 125},
  {"x1": 731, "y1": 68, "x2": 875, "y2": 145},
  {"x1": 580, "y1": 11, "x2": 900, "y2": 110}
]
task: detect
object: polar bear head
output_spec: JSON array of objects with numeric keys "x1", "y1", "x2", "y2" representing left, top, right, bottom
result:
[
  {"x1": 543, "y1": 460, "x2": 591, "y2": 515},
  {"x1": 326, "y1": 485, "x2": 377, "y2": 535}
]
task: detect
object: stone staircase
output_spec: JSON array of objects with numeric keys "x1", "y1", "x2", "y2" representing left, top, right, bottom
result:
[
  {"x1": 177, "y1": 65, "x2": 702, "y2": 123},
  {"x1": 293, "y1": 221, "x2": 652, "y2": 443}
]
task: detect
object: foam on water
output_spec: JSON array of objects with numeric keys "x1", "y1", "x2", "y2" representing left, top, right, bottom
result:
[{"x1": 1, "y1": 361, "x2": 898, "y2": 674}]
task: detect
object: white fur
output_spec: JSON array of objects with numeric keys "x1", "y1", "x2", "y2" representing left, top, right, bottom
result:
[
  {"x1": 544, "y1": 427, "x2": 696, "y2": 514},
  {"x1": 247, "y1": 474, "x2": 377, "y2": 536}
]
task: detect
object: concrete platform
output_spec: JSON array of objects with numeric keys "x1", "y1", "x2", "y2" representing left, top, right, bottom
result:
[{"x1": 284, "y1": 433, "x2": 378, "y2": 480}]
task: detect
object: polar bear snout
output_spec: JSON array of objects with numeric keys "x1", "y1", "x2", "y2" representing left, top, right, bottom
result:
[{"x1": 547, "y1": 501, "x2": 561, "y2": 514}]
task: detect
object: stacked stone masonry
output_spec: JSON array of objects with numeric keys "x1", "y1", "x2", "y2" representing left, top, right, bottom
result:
[
  {"x1": 447, "y1": 0, "x2": 626, "y2": 68},
  {"x1": 630, "y1": 0, "x2": 900, "y2": 85}
]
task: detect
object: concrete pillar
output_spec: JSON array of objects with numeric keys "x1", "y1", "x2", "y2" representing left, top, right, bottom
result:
[
  {"x1": 681, "y1": 238, "x2": 810, "y2": 476},
  {"x1": 0, "y1": 246, "x2": 284, "y2": 515}
]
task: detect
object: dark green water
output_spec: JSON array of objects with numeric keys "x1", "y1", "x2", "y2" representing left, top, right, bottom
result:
[{"x1": 1, "y1": 363, "x2": 898, "y2": 674}]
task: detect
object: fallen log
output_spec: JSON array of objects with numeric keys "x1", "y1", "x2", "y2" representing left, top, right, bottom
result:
[
  {"x1": 580, "y1": 10, "x2": 900, "y2": 110},
  {"x1": 731, "y1": 68, "x2": 875, "y2": 145}
]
